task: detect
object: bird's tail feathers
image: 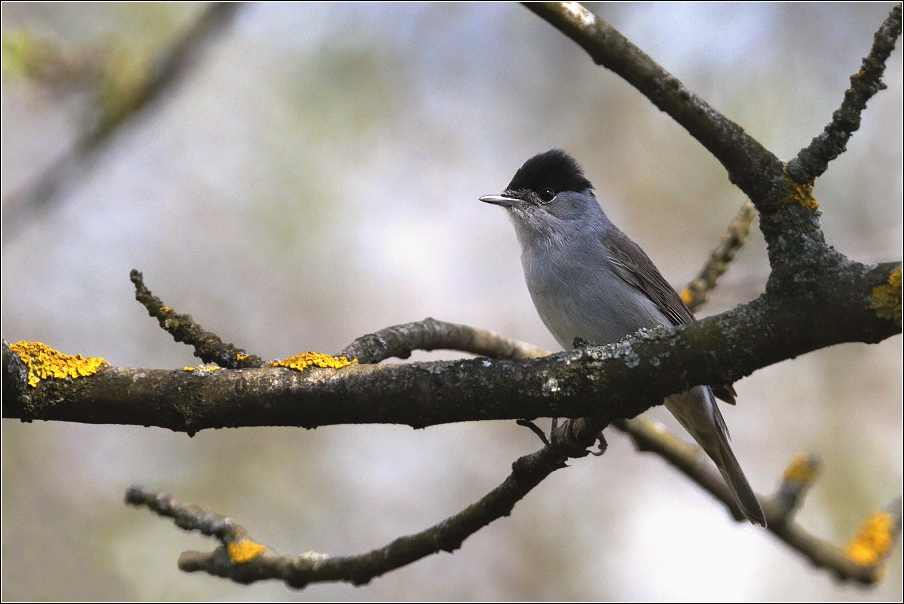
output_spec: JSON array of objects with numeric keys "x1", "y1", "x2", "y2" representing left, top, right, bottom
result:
[
  {"x1": 664, "y1": 388, "x2": 766, "y2": 527},
  {"x1": 710, "y1": 418, "x2": 767, "y2": 526}
]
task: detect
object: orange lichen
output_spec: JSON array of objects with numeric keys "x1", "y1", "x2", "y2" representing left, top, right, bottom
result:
[
  {"x1": 227, "y1": 539, "x2": 267, "y2": 564},
  {"x1": 871, "y1": 267, "x2": 902, "y2": 327},
  {"x1": 792, "y1": 182, "x2": 818, "y2": 211},
  {"x1": 269, "y1": 352, "x2": 357, "y2": 371},
  {"x1": 9, "y1": 341, "x2": 108, "y2": 388},
  {"x1": 845, "y1": 511, "x2": 896, "y2": 567},
  {"x1": 679, "y1": 288, "x2": 694, "y2": 307},
  {"x1": 782, "y1": 453, "x2": 819, "y2": 485}
]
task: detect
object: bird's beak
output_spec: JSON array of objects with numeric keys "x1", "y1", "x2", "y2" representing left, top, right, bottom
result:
[{"x1": 479, "y1": 194, "x2": 518, "y2": 207}]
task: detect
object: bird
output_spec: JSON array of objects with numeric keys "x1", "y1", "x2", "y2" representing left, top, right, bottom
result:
[{"x1": 480, "y1": 149, "x2": 766, "y2": 526}]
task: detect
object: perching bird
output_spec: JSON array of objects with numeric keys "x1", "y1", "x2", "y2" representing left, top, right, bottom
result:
[{"x1": 480, "y1": 149, "x2": 766, "y2": 526}]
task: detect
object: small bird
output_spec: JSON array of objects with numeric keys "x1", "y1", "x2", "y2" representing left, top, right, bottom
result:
[{"x1": 480, "y1": 149, "x2": 766, "y2": 526}]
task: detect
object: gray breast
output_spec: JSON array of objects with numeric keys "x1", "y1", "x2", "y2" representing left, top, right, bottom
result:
[{"x1": 521, "y1": 236, "x2": 667, "y2": 349}]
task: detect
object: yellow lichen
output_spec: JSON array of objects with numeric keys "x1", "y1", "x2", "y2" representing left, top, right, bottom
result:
[
  {"x1": 782, "y1": 453, "x2": 819, "y2": 485},
  {"x1": 9, "y1": 341, "x2": 108, "y2": 388},
  {"x1": 269, "y1": 352, "x2": 357, "y2": 371},
  {"x1": 182, "y1": 364, "x2": 221, "y2": 372},
  {"x1": 845, "y1": 511, "x2": 896, "y2": 567},
  {"x1": 227, "y1": 539, "x2": 267, "y2": 564},
  {"x1": 871, "y1": 268, "x2": 902, "y2": 327},
  {"x1": 791, "y1": 182, "x2": 818, "y2": 211},
  {"x1": 159, "y1": 306, "x2": 172, "y2": 313},
  {"x1": 236, "y1": 353, "x2": 248, "y2": 361},
  {"x1": 679, "y1": 288, "x2": 694, "y2": 307}
]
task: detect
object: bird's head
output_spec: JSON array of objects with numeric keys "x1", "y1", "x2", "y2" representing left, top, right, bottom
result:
[{"x1": 480, "y1": 149, "x2": 606, "y2": 242}]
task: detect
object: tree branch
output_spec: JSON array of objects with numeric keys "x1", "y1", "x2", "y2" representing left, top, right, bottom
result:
[
  {"x1": 613, "y1": 419, "x2": 900, "y2": 583},
  {"x1": 130, "y1": 269, "x2": 264, "y2": 369},
  {"x1": 523, "y1": 2, "x2": 786, "y2": 209},
  {"x1": 4, "y1": 259, "x2": 899, "y2": 433},
  {"x1": 126, "y1": 421, "x2": 598, "y2": 589},
  {"x1": 679, "y1": 201, "x2": 757, "y2": 310},
  {"x1": 118, "y1": 303, "x2": 900, "y2": 587},
  {"x1": 787, "y1": 4, "x2": 903, "y2": 183},
  {"x1": 337, "y1": 317, "x2": 547, "y2": 364},
  {"x1": 3, "y1": 3, "x2": 900, "y2": 593},
  {"x1": 1, "y1": 3, "x2": 242, "y2": 243},
  {"x1": 522, "y1": 2, "x2": 900, "y2": 279}
]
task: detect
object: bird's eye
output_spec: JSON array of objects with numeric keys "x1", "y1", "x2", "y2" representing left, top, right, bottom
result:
[{"x1": 538, "y1": 188, "x2": 556, "y2": 203}]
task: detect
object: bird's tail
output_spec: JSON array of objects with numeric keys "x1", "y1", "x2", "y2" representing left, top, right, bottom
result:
[{"x1": 664, "y1": 387, "x2": 767, "y2": 527}]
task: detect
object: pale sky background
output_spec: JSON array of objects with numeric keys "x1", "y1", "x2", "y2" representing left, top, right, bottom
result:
[{"x1": 2, "y1": 3, "x2": 902, "y2": 601}]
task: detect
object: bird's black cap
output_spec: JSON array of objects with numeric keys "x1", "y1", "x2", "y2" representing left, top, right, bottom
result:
[{"x1": 505, "y1": 149, "x2": 594, "y2": 195}]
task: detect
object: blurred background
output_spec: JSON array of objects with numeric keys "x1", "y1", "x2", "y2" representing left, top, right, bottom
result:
[{"x1": 2, "y1": 3, "x2": 901, "y2": 600}]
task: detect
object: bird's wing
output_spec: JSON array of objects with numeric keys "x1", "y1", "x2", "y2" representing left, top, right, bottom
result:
[
  {"x1": 606, "y1": 229, "x2": 737, "y2": 405},
  {"x1": 605, "y1": 229, "x2": 695, "y2": 327}
]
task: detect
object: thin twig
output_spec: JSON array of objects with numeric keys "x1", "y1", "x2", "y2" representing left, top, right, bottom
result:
[
  {"x1": 126, "y1": 423, "x2": 599, "y2": 588},
  {"x1": 337, "y1": 317, "x2": 548, "y2": 364},
  {"x1": 612, "y1": 418, "x2": 897, "y2": 583},
  {"x1": 130, "y1": 269, "x2": 264, "y2": 369},
  {"x1": 679, "y1": 201, "x2": 757, "y2": 312},
  {"x1": 1, "y1": 3, "x2": 242, "y2": 243},
  {"x1": 516, "y1": 419, "x2": 551, "y2": 446},
  {"x1": 787, "y1": 4, "x2": 902, "y2": 183}
]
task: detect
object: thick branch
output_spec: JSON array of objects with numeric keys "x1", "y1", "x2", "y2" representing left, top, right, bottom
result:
[
  {"x1": 787, "y1": 4, "x2": 902, "y2": 183},
  {"x1": 119, "y1": 307, "x2": 900, "y2": 587},
  {"x1": 5, "y1": 261, "x2": 899, "y2": 432}
]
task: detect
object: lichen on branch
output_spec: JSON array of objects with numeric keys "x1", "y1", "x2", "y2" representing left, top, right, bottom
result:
[{"x1": 8, "y1": 341, "x2": 108, "y2": 388}]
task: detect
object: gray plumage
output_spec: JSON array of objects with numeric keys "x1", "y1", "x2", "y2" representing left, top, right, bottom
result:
[{"x1": 481, "y1": 149, "x2": 766, "y2": 526}]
